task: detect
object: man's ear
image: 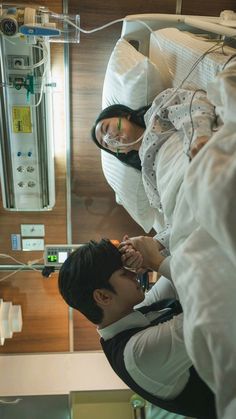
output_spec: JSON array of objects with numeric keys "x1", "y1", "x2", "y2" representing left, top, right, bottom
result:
[
  {"x1": 126, "y1": 114, "x2": 131, "y2": 120},
  {"x1": 93, "y1": 289, "x2": 112, "y2": 307}
]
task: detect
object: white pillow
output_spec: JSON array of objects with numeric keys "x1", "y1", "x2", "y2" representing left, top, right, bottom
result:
[
  {"x1": 102, "y1": 37, "x2": 169, "y2": 109},
  {"x1": 101, "y1": 151, "x2": 156, "y2": 232},
  {"x1": 101, "y1": 38, "x2": 168, "y2": 232}
]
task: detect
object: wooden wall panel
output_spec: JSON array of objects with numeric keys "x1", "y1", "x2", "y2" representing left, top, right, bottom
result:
[
  {"x1": 0, "y1": 271, "x2": 69, "y2": 353},
  {"x1": 4, "y1": 0, "x2": 63, "y2": 13},
  {"x1": 0, "y1": 0, "x2": 69, "y2": 353},
  {"x1": 73, "y1": 313, "x2": 101, "y2": 352},
  {"x1": 182, "y1": 0, "x2": 236, "y2": 16}
]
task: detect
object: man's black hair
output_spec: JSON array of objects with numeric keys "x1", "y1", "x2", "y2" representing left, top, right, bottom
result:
[
  {"x1": 58, "y1": 239, "x2": 122, "y2": 324},
  {"x1": 91, "y1": 104, "x2": 151, "y2": 171}
]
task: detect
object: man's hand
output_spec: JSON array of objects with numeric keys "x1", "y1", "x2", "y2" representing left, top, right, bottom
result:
[
  {"x1": 119, "y1": 235, "x2": 165, "y2": 272},
  {"x1": 190, "y1": 136, "x2": 209, "y2": 159}
]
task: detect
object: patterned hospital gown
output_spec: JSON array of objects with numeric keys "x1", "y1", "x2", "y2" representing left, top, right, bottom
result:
[{"x1": 139, "y1": 87, "x2": 216, "y2": 250}]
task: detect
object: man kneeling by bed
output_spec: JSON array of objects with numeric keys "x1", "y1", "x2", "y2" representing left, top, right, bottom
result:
[{"x1": 58, "y1": 237, "x2": 216, "y2": 419}]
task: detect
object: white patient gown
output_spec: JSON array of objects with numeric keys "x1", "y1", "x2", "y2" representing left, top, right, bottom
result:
[{"x1": 140, "y1": 79, "x2": 236, "y2": 419}]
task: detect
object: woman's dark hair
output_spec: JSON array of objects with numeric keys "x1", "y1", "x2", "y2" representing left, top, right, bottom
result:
[
  {"x1": 91, "y1": 104, "x2": 151, "y2": 171},
  {"x1": 58, "y1": 239, "x2": 122, "y2": 324}
]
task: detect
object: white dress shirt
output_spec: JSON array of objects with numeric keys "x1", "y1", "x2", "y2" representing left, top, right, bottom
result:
[
  {"x1": 159, "y1": 256, "x2": 172, "y2": 281},
  {"x1": 98, "y1": 276, "x2": 192, "y2": 400}
]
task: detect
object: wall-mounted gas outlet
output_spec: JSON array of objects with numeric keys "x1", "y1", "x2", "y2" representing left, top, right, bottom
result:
[
  {"x1": 21, "y1": 224, "x2": 45, "y2": 237},
  {"x1": 11, "y1": 234, "x2": 21, "y2": 250},
  {"x1": 7, "y1": 55, "x2": 29, "y2": 69},
  {"x1": 22, "y1": 238, "x2": 44, "y2": 251}
]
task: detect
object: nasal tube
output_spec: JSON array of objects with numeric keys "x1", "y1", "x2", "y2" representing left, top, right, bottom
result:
[
  {"x1": 103, "y1": 134, "x2": 143, "y2": 148},
  {"x1": 119, "y1": 134, "x2": 143, "y2": 147}
]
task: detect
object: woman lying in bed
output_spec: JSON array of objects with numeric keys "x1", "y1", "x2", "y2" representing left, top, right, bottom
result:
[
  {"x1": 91, "y1": 87, "x2": 214, "y2": 167},
  {"x1": 91, "y1": 77, "x2": 236, "y2": 419},
  {"x1": 91, "y1": 86, "x2": 216, "y2": 246}
]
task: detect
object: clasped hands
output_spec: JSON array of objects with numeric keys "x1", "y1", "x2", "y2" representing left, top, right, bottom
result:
[{"x1": 118, "y1": 235, "x2": 165, "y2": 273}]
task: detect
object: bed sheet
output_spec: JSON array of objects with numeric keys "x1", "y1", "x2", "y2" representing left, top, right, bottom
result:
[{"x1": 150, "y1": 28, "x2": 236, "y2": 91}]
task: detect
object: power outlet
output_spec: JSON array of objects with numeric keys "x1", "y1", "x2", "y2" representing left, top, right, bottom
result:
[
  {"x1": 21, "y1": 224, "x2": 45, "y2": 237},
  {"x1": 22, "y1": 238, "x2": 44, "y2": 251}
]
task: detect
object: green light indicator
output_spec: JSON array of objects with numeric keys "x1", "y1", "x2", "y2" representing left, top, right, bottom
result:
[{"x1": 48, "y1": 255, "x2": 58, "y2": 263}]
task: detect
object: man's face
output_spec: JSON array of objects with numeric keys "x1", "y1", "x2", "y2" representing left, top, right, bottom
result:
[{"x1": 108, "y1": 268, "x2": 145, "y2": 313}]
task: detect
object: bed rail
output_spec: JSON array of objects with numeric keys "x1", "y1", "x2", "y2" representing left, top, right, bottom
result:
[{"x1": 121, "y1": 13, "x2": 236, "y2": 56}]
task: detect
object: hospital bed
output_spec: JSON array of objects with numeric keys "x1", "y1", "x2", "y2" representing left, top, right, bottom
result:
[
  {"x1": 100, "y1": 12, "x2": 236, "y2": 419},
  {"x1": 100, "y1": 12, "x2": 236, "y2": 233}
]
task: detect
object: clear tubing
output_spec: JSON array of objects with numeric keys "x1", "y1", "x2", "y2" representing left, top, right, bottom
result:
[{"x1": 103, "y1": 133, "x2": 143, "y2": 148}]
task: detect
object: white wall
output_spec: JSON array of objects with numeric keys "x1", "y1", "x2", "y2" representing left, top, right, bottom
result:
[{"x1": 0, "y1": 351, "x2": 127, "y2": 396}]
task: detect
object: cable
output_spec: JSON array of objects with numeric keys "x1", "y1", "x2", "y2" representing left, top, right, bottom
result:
[
  {"x1": 158, "y1": 41, "x2": 225, "y2": 111},
  {"x1": 133, "y1": 20, "x2": 234, "y2": 93},
  {"x1": 64, "y1": 17, "x2": 124, "y2": 34},
  {"x1": 103, "y1": 133, "x2": 143, "y2": 149},
  {"x1": 28, "y1": 43, "x2": 49, "y2": 107},
  {"x1": 126, "y1": 20, "x2": 235, "y2": 100},
  {"x1": 15, "y1": 42, "x2": 48, "y2": 71},
  {"x1": 63, "y1": 15, "x2": 229, "y2": 105},
  {"x1": 138, "y1": 39, "x2": 225, "y2": 165},
  {"x1": 38, "y1": 15, "x2": 236, "y2": 105},
  {"x1": 143, "y1": 40, "x2": 226, "y2": 138},
  {"x1": 176, "y1": 42, "x2": 225, "y2": 89},
  {"x1": 27, "y1": 257, "x2": 44, "y2": 271},
  {"x1": 135, "y1": 19, "x2": 173, "y2": 79},
  {"x1": 0, "y1": 253, "x2": 43, "y2": 266},
  {"x1": 222, "y1": 53, "x2": 236, "y2": 69},
  {"x1": 0, "y1": 253, "x2": 25, "y2": 265},
  {"x1": 184, "y1": 89, "x2": 206, "y2": 160},
  {"x1": 31, "y1": 63, "x2": 48, "y2": 107},
  {"x1": 63, "y1": 16, "x2": 172, "y2": 84},
  {"x1": 0, "y1": 254, "x2": 44, "y2": 282},
  {"x1": 0, "y1": 268, "x2": 24, "y2": 282},
  {"x1": 62, "y1": 15, "x2": 230, "y2": 91}
]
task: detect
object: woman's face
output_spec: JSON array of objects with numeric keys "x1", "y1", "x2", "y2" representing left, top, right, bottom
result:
[{"x1": 95, "y1": 116, "x2": 144, "y2": 154}]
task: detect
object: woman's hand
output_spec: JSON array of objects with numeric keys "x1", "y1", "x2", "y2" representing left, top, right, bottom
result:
[
  {"x1": 120, "y1": 245, "x2": 145, "y2": 273},
  {"x1": 119, "y1": 235, "x2": 165, "y2": 272}
]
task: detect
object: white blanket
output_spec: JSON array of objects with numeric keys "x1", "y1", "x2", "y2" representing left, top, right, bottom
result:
[{"x1": 166, "y1": 63, "x2": 236, "y2": 419}]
